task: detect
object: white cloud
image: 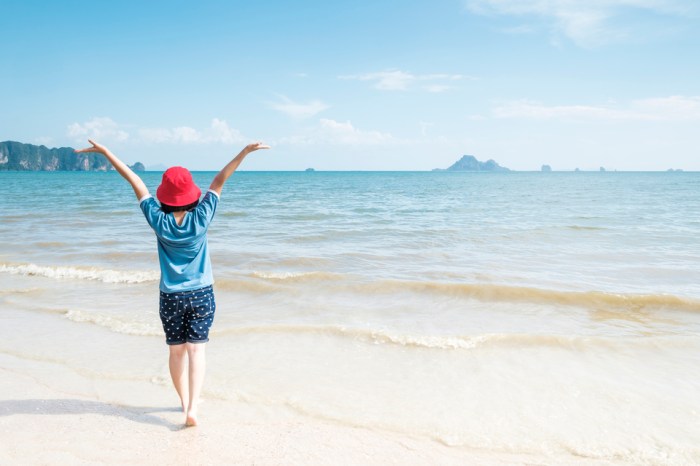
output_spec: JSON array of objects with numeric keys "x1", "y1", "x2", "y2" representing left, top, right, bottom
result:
[
  {"x1": 319, "y1": 118, "x2": 394, "y2": 144},
  {"x1": 138, "y1": 118, "x2": 244, "y2": 144},
  {"x1": 67, "y1": 117, "x2": 129, "y2": 143},
  {"x1": 268, "y1": 95, "x2": 329, "y2": 118},
  {"x1": 635, "y1": 95, "x2": 700, "y2": 119},
  {"x1": 340, "y1": 70, "x2": 471, "y2": 92},
  {"x1": 209, "y1": 118, "x2": 245, "y2": 144},
  {"x1": 466, "y1": 0, "x2": 695, "y2": 46},
  {"x1": 493, "y1": 100, "x2": 629, "y2": 119},
  {"x1": 171, "y1": 126, "x2": 202, "y2": 143},
  {"x1": 280, "y1": 118, "x2": 397, "y2": 145},
  {"x1": 493, "y1": 96, "x2": 700, "y2": 120}
]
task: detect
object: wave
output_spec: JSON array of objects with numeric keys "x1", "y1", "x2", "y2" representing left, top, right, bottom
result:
[
  {"x1": 249, "y1": 270, "x2": 344, "y2": 282},
  {"x1": 0, "y1": 287, "x2": 42, "y2": 297},
  {"x1": 16, "y1": 300, "x2": 698, "y2": 350},
  {"x1": 218, "y1": 211, "x2": 249, "y2": 218},
  {"x1": 3, "y1": 260, "x2": 698, "y2": 314},
  {"x1": 565, "y1": 225, "x2": 607, "y2": 231},
  {"x1": 57, "y1": 310, "x2": 687, "y2": 349},
  {"x1": 1, "y1": 302, "x2": 161, "y2": 336},
  {"x1": 240, "y1": 271, "x2": 700, "y2": 313},
  {"x1": 214, "y1": 324, "x2": 501, "y2": 349},
  {"x1": 36, "y1": 304, "x2": 514, "y2": 347},
  {"x1": 63, "y1": 309, "x2": 160, "y2": 336},
  {"x1": 355, "y1": 280, "x2": 700, "y2": 313},
  {"x1": 215, "y1": 324, "x2": 695, "y2": 351},
  {"x1": 34, "y1": 241, "x2": 70, "y2": 248},
  {"x1": 226, "y1": 274, "x2": 699, "y2": 313},
  {"x1": 269, "y1": 256, "x2": 334, "y2": 268},
  {"x1": 0, "y1": 215, "x2": 28, "y2": 224},
  {"x1": 214, "y1": 270, "x2": 344, "y2": 292},
  {"x1": 0, "y1": 262, "x2": 158, "y2": 284}
]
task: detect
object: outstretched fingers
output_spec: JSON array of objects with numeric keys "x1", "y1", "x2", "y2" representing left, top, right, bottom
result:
[
  {"x1": 247, "y1": 142, "x2": 271, "y2": 152},
  {"x1": 74, "y1": 139, "x2": 104, "y2": 154}
]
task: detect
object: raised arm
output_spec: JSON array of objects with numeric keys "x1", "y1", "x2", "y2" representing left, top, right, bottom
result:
[
  {"x1": 75, "y1": 139, "x2": 149, "y2": 200},
  {"x1": 208, "y1": 142, "x2": 270, "y2": 195}
]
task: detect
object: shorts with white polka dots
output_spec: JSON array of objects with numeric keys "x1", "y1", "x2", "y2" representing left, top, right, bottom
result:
[{"x1": 159, "y1": 285, "x2": 216, "y2": 345}]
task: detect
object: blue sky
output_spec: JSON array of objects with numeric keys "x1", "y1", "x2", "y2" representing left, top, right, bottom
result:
[{"x1": 2, "y1": 0, "x2": 699, "y2": 170}]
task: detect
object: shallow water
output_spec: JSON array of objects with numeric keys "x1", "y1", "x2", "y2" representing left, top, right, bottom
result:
[{"x1": 1, "y1": 171, "x2": 699, "y2": 464}]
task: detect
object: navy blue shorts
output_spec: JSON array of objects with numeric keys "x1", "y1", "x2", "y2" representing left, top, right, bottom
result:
[{"x1": 159, "y1": 285, "x2": 216, "y2": 345}]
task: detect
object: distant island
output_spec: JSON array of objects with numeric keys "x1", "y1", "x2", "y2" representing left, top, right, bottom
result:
[
  {"x1": 433, "y1": 155, "x2": 510, "y2": 172},
  {"x1": 305, "y1": 168, "x2": 315, "y2": 172},
  {"x1": 0, "y1": 141, "x2": 144, "y2": 172}
]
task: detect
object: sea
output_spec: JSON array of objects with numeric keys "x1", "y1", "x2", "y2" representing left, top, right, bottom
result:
[{"x1": 1, "y1": 170, "x2": 699, "y2": 464}]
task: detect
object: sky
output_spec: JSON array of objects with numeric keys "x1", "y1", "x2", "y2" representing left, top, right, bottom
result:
[{"x1": 1, "y1": 0, "x2": 699, "y2": 171}]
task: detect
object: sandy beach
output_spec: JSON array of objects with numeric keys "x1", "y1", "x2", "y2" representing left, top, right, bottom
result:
[{"x1": 0, "y1": 350, "x2": 592, "y2": 466}]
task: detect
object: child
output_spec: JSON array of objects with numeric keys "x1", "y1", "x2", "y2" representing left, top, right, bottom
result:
[{"x1": 75, "y1": 139, "x2": 270, "y2": 426}]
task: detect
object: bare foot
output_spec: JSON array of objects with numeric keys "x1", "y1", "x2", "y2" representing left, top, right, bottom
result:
[{"x1": 185, "y1": 411, "x2": 198, "y2": 427}]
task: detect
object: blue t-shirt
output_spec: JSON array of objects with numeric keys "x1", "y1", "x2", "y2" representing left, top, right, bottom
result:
[{"x1": 139, "y1": 190, "x2": 219, "y2": 293}]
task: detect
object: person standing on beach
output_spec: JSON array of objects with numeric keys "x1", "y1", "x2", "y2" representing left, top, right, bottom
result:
[{"x1": 75, "y1": 139, "x2": 270, "y2": 426}]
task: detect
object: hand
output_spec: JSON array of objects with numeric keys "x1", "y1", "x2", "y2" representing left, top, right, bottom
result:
[
  {"x1": 75, "y1": 139, "x2": 107, "y2": 155},
  {"x1": 243, "y1": 142, "x2": 271, "y2": 154}
]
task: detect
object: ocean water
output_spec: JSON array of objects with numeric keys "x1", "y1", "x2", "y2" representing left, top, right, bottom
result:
[{"x1": 1, "y1": 170, "x2": 699, "y2": 464}]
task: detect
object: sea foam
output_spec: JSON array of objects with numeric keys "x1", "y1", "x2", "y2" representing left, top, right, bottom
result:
[{"x1": 0, "y1": 262, "x2": 158, "y2": 284}]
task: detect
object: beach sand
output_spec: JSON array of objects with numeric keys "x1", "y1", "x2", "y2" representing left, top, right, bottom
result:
[
  {"x1": 0, "y1": 352, "x2": 451, "y2": 465},
  {"x1": 0, "y1": 349, "x2": 622, "y2": 466},
  {"x1": 2, "y1": 274, "x2": 697, "y2": 464}
]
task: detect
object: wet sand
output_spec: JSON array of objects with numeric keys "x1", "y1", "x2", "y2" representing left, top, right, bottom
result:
[
  {"x1": 0, "y1": 352, "x2": 526, "y2": 466},
  {"x1": 1, "y1": 350, "x2": 626, "y2": 466}
]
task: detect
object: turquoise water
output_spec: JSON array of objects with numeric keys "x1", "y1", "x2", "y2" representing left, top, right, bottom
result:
[
  {"x1": 3, "y1": 171, "x2": 700, "y2": 295},
  {"x1": 1, "y1": 170, "x2": 700, "y2": 463}
]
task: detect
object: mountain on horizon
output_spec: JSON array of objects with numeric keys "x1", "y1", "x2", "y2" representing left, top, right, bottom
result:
[
  {"x1": 0, "y1": 140, "x2": 144, "y2": 172},
  {"x1": 434, "y1": 155, "x2": 510, "y2": 172}
]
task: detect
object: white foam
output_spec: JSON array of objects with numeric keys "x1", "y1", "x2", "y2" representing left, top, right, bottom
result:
[
  {"x1": 63, "y1": 309, "x2": 160, "y2": 336},
  {"x1": 250, "y1": 270, "x2": 342, "y2": 281},
  {"x1": 215, "y1": 324, "x2": 683, "y2": 351},
  {"x1": 0, "y1": 262, "x2": 158, "y2": 284}
]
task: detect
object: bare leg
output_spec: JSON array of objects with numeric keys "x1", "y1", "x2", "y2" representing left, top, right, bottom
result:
[
  {"x1": 185, "y1": 342, "x2": 206, "y2": 426},
  {"x1": 168, "y1": 344, "x2": 189, "y2": 413}
]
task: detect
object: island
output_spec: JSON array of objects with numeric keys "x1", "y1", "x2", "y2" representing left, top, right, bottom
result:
[
  {"x1": 541, "y1": 165, "x2": 552, "y2": 172},
  {"x1": 0, "y1": 141, "x2": 145, "y2": 172},
  {"x1": 305, "y1": 168, "x2": 316, "y2": 172},
  {"x1": 433, "y1": 155, "x2": 510, "y2": 172}
]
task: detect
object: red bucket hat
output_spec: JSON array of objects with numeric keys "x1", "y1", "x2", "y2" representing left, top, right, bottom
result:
[{"x1": 156, "y1": 167, "x2": 202, "y2": 207}]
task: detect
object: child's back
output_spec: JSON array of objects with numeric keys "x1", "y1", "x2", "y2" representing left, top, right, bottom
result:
[
  {"x1": 75, "y1": 139, "x2": 269, "y2": 426},
  {"x1": 139, "y1": 169, "x2": 220, "y2": 292}
]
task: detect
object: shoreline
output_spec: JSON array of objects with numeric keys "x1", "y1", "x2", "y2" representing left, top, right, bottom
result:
[
  {"x1": 1, "y1": 274, "x2": 699, "y2": 465},
  {"x1": 3, "y1": 169, "x2": 700, "y2": 465}
]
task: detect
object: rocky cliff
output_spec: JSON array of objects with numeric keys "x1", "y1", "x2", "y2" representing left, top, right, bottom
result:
[{"x1": 0, "y1": 141, "x2": 144, "y2": 171}]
